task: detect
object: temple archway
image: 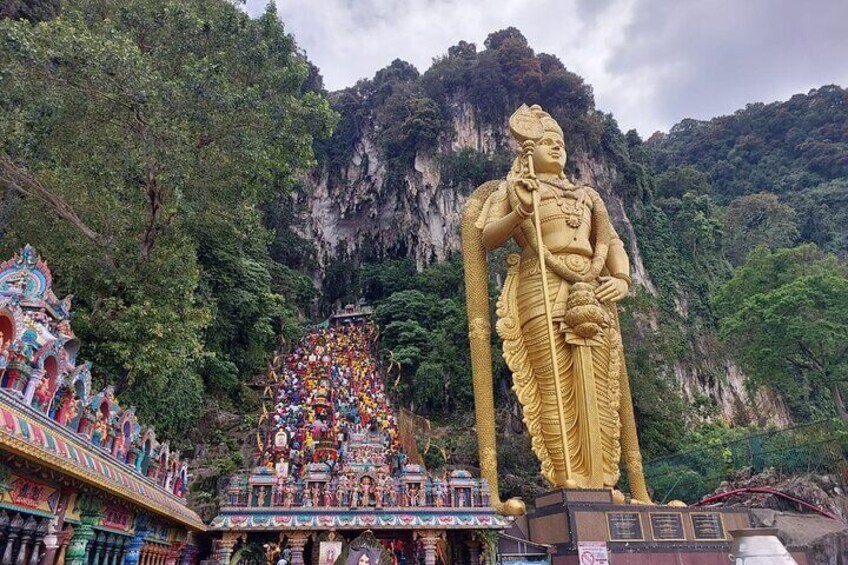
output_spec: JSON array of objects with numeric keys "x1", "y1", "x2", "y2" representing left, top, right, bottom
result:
[
  {"x1": 230, "y1": 543, "x2": 265, "y2": 565},
  {"x1": 0, "y1": 313, "x2": 13, "y2": 345}
]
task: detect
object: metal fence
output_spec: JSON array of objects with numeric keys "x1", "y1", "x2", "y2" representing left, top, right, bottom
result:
[{"x1": 636, "y1": 420, "x2": 848, "y2": 504}]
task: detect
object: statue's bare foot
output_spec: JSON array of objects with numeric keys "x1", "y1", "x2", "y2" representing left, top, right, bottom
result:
[
  {"x1": 667, "y1": 500, "x2": 686, "y2": 507},
  {"x1": 498, "y1": 498, "x2": 526, "y2": 516},
  {"x1": 611, "y1": 489, "x2": 626, "y2": 504}
]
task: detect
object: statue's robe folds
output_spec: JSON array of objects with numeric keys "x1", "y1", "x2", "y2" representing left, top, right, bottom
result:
[{"x1": 478, "y1": 180, "x2": 625, "y2": 489}]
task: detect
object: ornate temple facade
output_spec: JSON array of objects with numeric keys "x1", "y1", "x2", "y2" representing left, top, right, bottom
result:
[
  {"x1": 209, "y1": 315, "x2": 509, "y2": 565},
  {"x1": 0, "y1": 247, "x2": 205, "y2": 565}
]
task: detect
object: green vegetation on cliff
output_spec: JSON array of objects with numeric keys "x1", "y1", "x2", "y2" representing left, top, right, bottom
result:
[
  {"x1": 313, "y1": 33, "x2": 848, "y2": 499},
  {"x1": 0, "y1": 0, "x2": 334, "y2": 438}
]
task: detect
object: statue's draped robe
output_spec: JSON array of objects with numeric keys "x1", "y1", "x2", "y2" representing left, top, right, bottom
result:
[{"x1": 478, "y1": 181, "x2": 625, "y2": 488}]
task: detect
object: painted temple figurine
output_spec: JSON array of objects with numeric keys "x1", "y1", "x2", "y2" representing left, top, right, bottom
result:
[{"x1": 462, "y1": 104, "x2": 652, "y2": 514}]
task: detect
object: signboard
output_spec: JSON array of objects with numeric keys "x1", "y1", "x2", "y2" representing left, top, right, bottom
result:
[
  {"x1": 649, "y1": 512, "x2": 686, "y2": 541},
  {"x1": 577, "y1": 542, "x2": 609, "y2": 565},
  {"x1": 691, "y1": 513, "x2": 725, "y2": 540},
  {"x1": 606, "y1": 512, "x2": 644, "y2": 541},
  {"x1": 102, "y1": 505, "x2": 133, "y2": 531},
  {"x1": 7, "y1": 475, "x2": 59, "y2": 512}
]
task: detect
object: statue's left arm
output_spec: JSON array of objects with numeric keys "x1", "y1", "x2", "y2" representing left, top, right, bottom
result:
[
  {"x1": 595, "y1": 207, "x2": 631, "y2": 303},
  {"x1": 606, "y1": 235, "x2": 629, "y2": 282}
]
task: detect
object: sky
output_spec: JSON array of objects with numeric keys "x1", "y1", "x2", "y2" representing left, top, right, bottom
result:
[{"x1": 245, "y1": 0, "x2": 848, "y2": 136}]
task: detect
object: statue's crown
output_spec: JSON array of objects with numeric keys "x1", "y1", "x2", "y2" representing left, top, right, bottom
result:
[{"x1": 509, "y1": 104, "x2": 563, "y2": 143}]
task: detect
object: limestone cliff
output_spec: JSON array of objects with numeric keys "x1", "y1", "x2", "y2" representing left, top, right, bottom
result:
[{"x1": 293, "y1": 95, "x2": 790, "y2": 427}]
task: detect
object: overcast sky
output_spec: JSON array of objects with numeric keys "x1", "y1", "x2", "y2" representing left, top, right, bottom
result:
[{"x1": 245, "y1": 0, "x2": 848, "y2": 136}]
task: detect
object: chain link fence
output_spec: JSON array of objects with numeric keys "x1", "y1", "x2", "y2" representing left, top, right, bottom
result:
[{"x1": 637, "y1": 420, "x2": 848, "y2": 504}]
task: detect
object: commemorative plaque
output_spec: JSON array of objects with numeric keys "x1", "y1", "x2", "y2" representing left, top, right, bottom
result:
[
  {"x1": 649, "y1": 512, "x2": 686, "y2": 541},
  {"x1": 691, "y1": 513, "x2": 725, "y2": 540},
  {"x1": 607, "y1": 512, "x2": 644, "y2": 541}
]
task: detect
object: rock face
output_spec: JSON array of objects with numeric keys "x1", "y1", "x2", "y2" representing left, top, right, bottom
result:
[
  {"x1": 295, "y1": 97, "x2": 787, "y2": 426},
  {"x1": 709, "y1": 470, "x2": 848, "y2": 564},
  {"x1": 295, "y1": 135, "x2": 465, "y2": 268},
  {"x1": 750, "y1": 510, "x2": 848, "y2": 565}
]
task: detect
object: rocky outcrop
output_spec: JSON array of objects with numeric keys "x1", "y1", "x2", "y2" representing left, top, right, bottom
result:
[
  {"x1": 708, "y1": 470, "x2": 848, "y2": 564},
  {"x1": 294, "y1": 96, "x2": 787, "y2": 426},
  {"x1": 750, "y1": 509, "x2": 848, "y2": 564}
]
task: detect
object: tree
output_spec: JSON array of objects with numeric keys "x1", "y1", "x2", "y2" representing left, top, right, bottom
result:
[
  {"x1": 0, "y1": 0, "x2": 59, "y2": 22},
  {"x1": 714, "y1": 246, "x2": 848, "y2": 422},
  {"x1": 721, "y1": 193, "x2": 799, "y2": 265},
  {"x1": 0, "y1": 0, "x2": 335, "y2": 436},
  {"x1": 654, "y1": 166, "x2": 712, "y2": 200}
]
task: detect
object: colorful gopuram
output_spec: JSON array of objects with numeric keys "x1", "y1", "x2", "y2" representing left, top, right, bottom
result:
[
  {"x1": 210, "y1": 315, "x2": 510, "y2": 565},
  {"x1": 0, "y1": 246, "x2": 205, "y2": 565}
]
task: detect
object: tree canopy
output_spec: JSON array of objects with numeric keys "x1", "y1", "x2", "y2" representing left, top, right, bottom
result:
[
  {"x1": 0, "y1": 0, "x2": 335, "y2": 438},
  {"x1": 714, "y1": 246, "x2": 848, "y2": 421}
]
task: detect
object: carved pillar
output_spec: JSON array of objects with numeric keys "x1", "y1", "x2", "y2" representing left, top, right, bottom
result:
[
  {"x1": 54, "y1": 527, "x2": 72, "y2": 565},
  {"x1": 418, "y1": 532, "x2": 439, "y2": 565},
  {"x1": 178, "y1": 544, "x2": 196, "y2": 565},
  {"x1": 217, "y1": 533, "x2": 238, "y2": 565},
  {"x1": 15, "y1": 516, "x2": 38, "y2": 565},
  {"x1": 0, "y1": 512, "x2": 11, "y2": 562},
  {"x1": 109, "y1": 537, "x2": 125, "y2": 565},
  {"x1": 65, "y1": 501, "x2": 100, "y2": 565},
  {"x1": 40, "y1": 518, "x2": 59, "y2": 565},
  {"x1": 139, "y1": 546, "x2": 148, "y2": 565},
  {"x1": 2, "y1": 514, "x2": 24, "y2": 565},
  {"x1": 287, "y1": 534, "x2": 308, "y2": 565},
  {"x1": 28, "y1": 519, "x2": 47, "y2": 565},
  {"x1": 122, "y1": 524, "x2": 146, "y2": 565},
  {"x1": 87, "y1": 532, "x2": 103, "y2": 565},
  {"x1": 101, "y1": 535, "x2": 115, "y2": 565},
  {"x1": 23, "y1": 369, "x2": 45, "y2": 405},
  {"x1": 466, "y1": 541, "x2": 479, "y2": 565}
]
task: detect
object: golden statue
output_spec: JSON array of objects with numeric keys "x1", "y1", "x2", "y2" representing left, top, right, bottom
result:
[{"x1": 462, "y1": 104, "x2": 652, "y2": 515}]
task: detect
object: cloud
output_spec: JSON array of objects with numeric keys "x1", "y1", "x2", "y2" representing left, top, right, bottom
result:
[{"x1": 245, "y1": 0, "x2": 848, "y2": 136}]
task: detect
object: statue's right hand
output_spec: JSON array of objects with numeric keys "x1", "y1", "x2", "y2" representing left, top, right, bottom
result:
[{"x1": 512, "y1": 178, "x2": 537, "y2": 215}]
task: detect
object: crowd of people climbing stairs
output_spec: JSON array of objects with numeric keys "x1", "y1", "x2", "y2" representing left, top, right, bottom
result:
[{"x1": 262, "y1": 322, "x2": 406, "y2": 479}]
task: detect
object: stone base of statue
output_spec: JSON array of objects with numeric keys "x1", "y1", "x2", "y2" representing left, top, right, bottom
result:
[{"x1": 523, "y1": 489, "x2": 811, "y2": 564}]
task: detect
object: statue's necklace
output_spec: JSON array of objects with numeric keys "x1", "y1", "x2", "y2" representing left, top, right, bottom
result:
[{"x1": 541, "y1": 179, "x2": 585, "y2": 228}]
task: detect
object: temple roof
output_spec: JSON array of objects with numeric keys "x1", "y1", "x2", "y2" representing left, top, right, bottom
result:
[{"x1": 0, "y1": 391, "x2": 206, "y2": 531}]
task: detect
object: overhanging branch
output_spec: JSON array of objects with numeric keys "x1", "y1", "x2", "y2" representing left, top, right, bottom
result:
[{"x1": 0, "y1": 155, "x2": 111, "y2": 249}]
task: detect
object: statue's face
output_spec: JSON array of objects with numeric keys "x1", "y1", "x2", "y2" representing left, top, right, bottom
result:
[{"x1": 532, "y1": 132, "x2": 566, "y2": 174}]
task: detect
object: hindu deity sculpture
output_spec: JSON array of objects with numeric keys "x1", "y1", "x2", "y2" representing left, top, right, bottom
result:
[
  {"x1": 360, "y1": 476, "x2": 372, "y2": 507},
  {"x1": 92, "y1": 412, "x2": 110, "y2": 446},
  {"x1": 462, "y1": 104, "x2": 652, "y2": 515},
  {"x1": 310, "y1": 483, "x2": 321, "y2": 507},
  {"x1": 256, "y1": 486, "x2": 268, "y2": 507},
  {"x1": 283, "y1": 481, "x2": 295, "y2": 508},
  {"x1": 374, "y1": 477, "x2": 385, "y2": 509},
  {"x1": 433, "y1": 480, "x2": 446, "y2": 508},
  {"x1": 334, "y1": 478, "x2": 346, "y2": 507}
]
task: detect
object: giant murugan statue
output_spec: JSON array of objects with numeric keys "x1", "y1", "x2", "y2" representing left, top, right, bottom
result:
[{"x1": 462, "y1": 104, "x2": 651, "y2": 515}]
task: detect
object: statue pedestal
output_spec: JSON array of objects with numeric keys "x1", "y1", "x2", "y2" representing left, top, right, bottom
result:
[{"x1": 525, "y1": 489, "x2": 809, "y2": 564}]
